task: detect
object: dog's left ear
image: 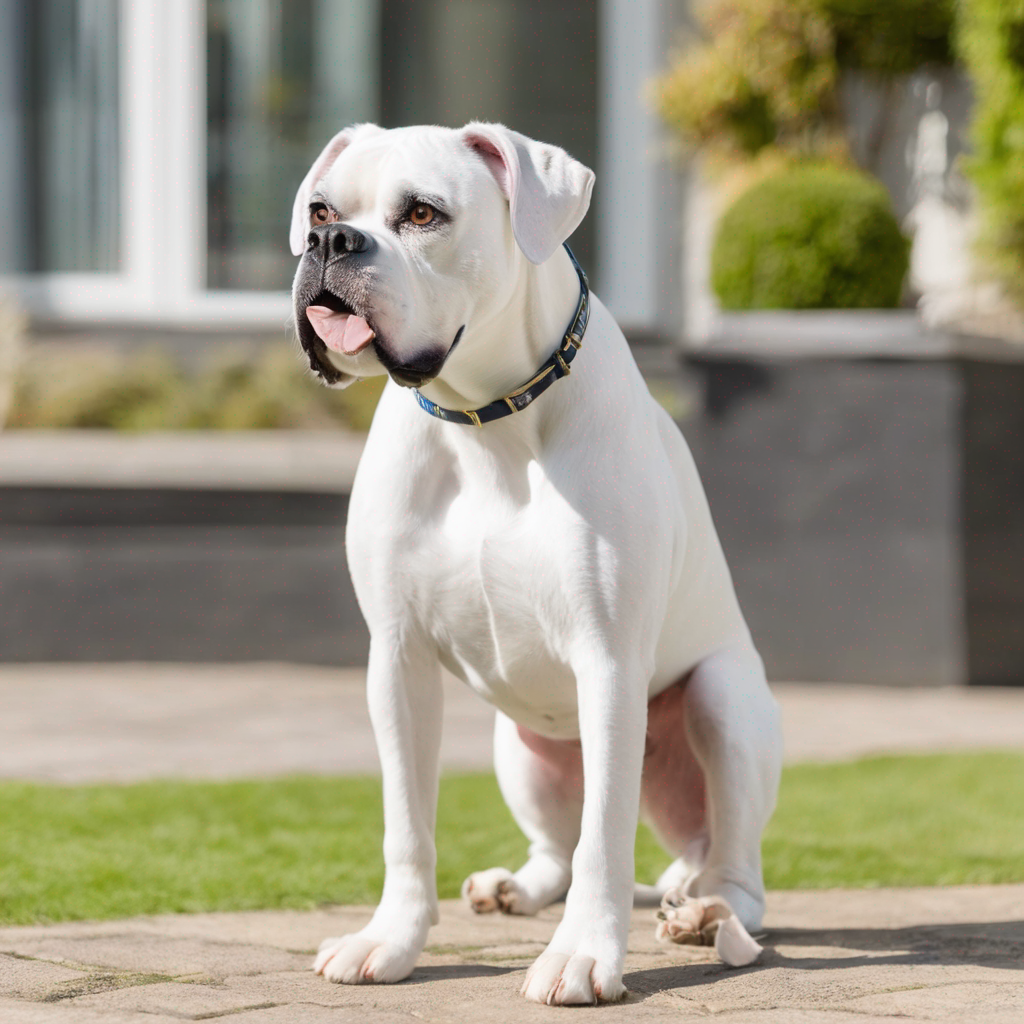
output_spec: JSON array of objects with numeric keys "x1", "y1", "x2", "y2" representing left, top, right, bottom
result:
[{"x1": 462, "y1": 122, "x2": 595, "y2": 265}]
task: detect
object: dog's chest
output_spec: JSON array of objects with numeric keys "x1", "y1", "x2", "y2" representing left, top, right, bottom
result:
[{"x1": 417, "y1": 457, "x2": 582, "y2": 732}]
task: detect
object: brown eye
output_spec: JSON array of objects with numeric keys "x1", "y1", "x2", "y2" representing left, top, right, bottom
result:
[
  {"x1": 409, "y1": 204, "x2": 434, "y2": 226},
  {"x1": 310, "y1": 204, "x2": 332, "y2": 226}
]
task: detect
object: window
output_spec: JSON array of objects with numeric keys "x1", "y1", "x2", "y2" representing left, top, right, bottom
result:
[
  {"x1": 0, "y1": 0, "x2": 120, "y2": 273},
  {"x1": 206, "y1": 0, "x2": 379, "y2": 290},
  {"x1": 381, "y1": 0, "x2": 598, "y2": 268},
  {"x1": 0, "y1": 0, "x2": 669, "y2": 333}
]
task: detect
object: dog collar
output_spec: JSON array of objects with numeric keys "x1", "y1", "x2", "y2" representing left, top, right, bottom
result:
[{"x1": 413, "y1": 243, "x2": 590, "y2": 427}]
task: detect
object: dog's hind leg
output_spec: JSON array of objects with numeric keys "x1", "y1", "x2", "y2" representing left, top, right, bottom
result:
[
  {"x1": 640, "y1": 675, "x2": 711, "y2": 902},
  {"x1": 678, "y1": 643, "x2": 781, "y2": 930},
  {"x1": 462, "y1": 711, "x2": 582, "y2": 916},
  {"x1": 649, "y1": 644, "x2": 782, "y2": 964}
]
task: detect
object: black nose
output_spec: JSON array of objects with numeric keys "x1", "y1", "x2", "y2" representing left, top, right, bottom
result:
[{"x1": 306, "y1": 222, "x2": 371, "y2": 259}]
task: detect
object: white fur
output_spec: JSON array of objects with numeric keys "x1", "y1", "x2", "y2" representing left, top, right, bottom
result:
[{"x1": 292, "y1": 123, "x2": 783, "y2": 1004}]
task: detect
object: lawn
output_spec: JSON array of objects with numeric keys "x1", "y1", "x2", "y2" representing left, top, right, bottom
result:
[{"x1": 2, "y1": 753, "x2": 1022, "y2": 926}]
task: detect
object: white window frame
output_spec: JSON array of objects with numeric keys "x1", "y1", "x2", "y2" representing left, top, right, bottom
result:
[
  {"x1": 596, "y1": 0, "x2": 684, "y2": 342},
  {"x1": 2, "y1": 0, "x2": 679, "y2": 337},
  {"x1": 0, "y1": 0, "x2": 291, "y2": 329}
]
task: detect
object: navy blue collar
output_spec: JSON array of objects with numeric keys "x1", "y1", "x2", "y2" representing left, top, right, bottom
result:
[{"x1": 413, "y1": 244, "x2": 590, "y2": 427}]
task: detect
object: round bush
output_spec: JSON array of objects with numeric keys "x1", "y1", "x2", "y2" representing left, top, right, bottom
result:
[{"x1": 711, "y1": 164, "x2": 910, "y2": 309}]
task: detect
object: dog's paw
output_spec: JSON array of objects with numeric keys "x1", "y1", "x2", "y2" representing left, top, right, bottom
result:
[
  {"x1": 521, "y1": 950, "x2": 626, "y2": 1005},
  {"x1": 462, "y1": 867, "x2": 534, "y2": 915},
  {"x1": 656, "y1": 890, "x2": 762, "y2": 967},
  {"x1": 313, "y1": 932, "x2": 418, "y2": 984}
]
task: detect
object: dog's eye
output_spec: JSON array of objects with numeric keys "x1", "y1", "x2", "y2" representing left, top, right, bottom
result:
[
  {"x1": 409, "y1": 204, "x2": 435, "y2": 226},
  {"x1": 310, "y1": 204, "x2": 335, "y2": 226}
]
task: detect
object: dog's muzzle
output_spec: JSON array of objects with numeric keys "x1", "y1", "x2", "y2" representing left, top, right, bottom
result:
[{"x1": 376, "y1": 326, "x2": 464, "y2": 388}]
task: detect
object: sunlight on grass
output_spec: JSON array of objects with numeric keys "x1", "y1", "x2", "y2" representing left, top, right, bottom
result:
[{"x1": 1, "y1": 753, "x2": 1021, "y2": 925}]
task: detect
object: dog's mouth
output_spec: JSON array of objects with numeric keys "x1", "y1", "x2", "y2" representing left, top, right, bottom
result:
[
  {"x1": 296, "y1": 287, "x2": 465, "y2": 391},
  {"x1": 297, "y1": 290, "x2": 375, "y2": 384}
]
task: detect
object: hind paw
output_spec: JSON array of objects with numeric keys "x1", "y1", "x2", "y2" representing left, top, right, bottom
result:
[
  {"x1": 462, "y1": 867, "x2": 536, "y2": 915},
  {"x1": 656, "y1": 890, "x2": 762, "y2": 967}
]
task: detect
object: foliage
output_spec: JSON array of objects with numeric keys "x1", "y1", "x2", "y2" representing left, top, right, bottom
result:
[
  {"x1": 0, "y1": 294, "x2": 27, "y2": 428},
  {"x1": 825, "y1": 0, "x2": 955, "y2": 77},
  {"x1": 2, "y1": 753, "x2": 1023, "y2": 925},
  {"x1": 957, "y1": 0, "x2": 1024, "y2": 303},
  {"x1": 654, "y1": 0, "x2": 956, "y2": 159},
  {"x1": 5, "y1": 343, "x2": 386, "y2": 433},
  {"x1": 654, "y1": 0, "x2": 839, "y2": 158},
  {"x1": 711, "y1": 163, "x2": 910, "y2": 308}
]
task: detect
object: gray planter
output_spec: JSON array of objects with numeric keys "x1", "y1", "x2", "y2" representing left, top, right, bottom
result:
[
  {"x1": 0, "y1": 432, "x2": 369, "y2": 665},
  {"x1": 683, "y1": 311, "x2": 1024, "y2": 686}
]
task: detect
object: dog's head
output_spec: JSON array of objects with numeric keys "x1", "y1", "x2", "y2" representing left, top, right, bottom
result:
[{"x1": 290, "y1": 123, "x2": 595, "y2": 389}]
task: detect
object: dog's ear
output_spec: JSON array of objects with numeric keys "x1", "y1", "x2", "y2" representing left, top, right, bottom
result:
[
  {"x1": 462, "y1": 122, "x2": 595, "y2": 265},
  {"x1": 289, "y1": 124, "x2": 384, "y2": 256}
]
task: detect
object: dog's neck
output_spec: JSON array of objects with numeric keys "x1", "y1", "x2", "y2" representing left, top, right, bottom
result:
[{"x1": 413, "y1": 246, "x2": 581, "y2": 416}]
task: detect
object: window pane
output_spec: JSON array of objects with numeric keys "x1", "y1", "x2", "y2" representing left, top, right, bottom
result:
[
  {"x1": 206, "y1": 0, "x2": 379, "y2": 290},
  {"x1": 0, "y1": 0, "x2": 120, "y2": 273},
  {"x1": 380, "y1": 0, "x2": 598, "y2": 269}
]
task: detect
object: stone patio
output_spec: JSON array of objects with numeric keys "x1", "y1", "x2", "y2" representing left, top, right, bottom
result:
[{"x1": 2, "y1": 887, "x2": 1023, "y2": 1022}]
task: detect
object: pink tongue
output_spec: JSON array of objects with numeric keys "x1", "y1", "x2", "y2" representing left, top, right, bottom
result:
[{"x1": 305, "y1": 306, "x2": 375, "y2": 354}]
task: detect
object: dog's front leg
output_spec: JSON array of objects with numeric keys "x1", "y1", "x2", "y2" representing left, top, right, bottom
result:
[
  {"x1": 521, "y1": 651, "x2": 647, "y2": 1005},
  {"x1": 315, "y1": 636, "x2": 442, "y2": 984}
]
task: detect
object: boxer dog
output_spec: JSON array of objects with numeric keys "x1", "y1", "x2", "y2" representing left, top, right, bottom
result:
[{"x1": 290, "y1": 122, "x2": 782, "y2": 1005}]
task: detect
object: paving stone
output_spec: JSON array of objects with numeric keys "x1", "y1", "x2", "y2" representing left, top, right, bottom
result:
[
  {"x1": 849, "y1": 979, "x2": 1024, "y2": 1019},
  {"x1": 70, "y1": 979, "x2": 279, "y2": 1019},
  {"x1": 765, "y1": 883, "x2": 1024, "y2": 930},
  {"x1": 2, "y1": 933, "x2": 306, "y2": 979},
  {"x1": 0, "y1": 954, "x2": 88, "y2": 1000},
  {"x1": 221, "y1": 1006, "x2": 421, "y2": 1024},
  {"x1": 699, "y1": 1013, "x2": 920, "y2": 1024},
  {"x1": 0, "y1": 993, "x2": 180, "y2": 1022}
]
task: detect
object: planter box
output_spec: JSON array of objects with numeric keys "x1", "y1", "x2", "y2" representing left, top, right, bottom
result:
[
  {"x1": 0, "y1": 432, "x2": 369, "y2": 664},
  {"x1": 683, "y1": 312, "x2": 1024, "y2": 686}
]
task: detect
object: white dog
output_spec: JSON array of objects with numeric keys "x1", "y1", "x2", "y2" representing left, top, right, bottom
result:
[{"x1": 290, "y1": 122, "x2": 782, "y2": 1005}]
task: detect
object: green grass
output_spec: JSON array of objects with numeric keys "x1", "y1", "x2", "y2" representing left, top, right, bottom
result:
[{"x1": 2, "y1": 753, "x2": 1022, "y2": 926}]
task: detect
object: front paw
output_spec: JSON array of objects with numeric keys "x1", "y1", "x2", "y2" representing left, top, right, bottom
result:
[
  {"x1": 313, "y1": 931, "x2": 419, "y2": 984},
  {"x1": 462, "y1": 867, "x2": 535, "y2": 915},
  {"x1": 521, "y1": 949, "x2": 626, "y2": 1005},
  {"x1": 656, "y1": 890, "x2": 762, "y2": 967}
]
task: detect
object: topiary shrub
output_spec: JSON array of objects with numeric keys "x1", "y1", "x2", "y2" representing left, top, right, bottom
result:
[
  {"x1": 711, "y1": 163, "x2": 910, "y2": 309},
  {"x1": 957, "y1": 0, "x2": 1024, "y2": 305}
]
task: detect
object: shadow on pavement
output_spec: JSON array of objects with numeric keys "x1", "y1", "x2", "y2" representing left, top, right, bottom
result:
[
  {"x1": 404, "y1": 963, "x2": 519, "y2": 984},
  {"x1": 624, "y1": 919, "x2": 1024, "y2": 997}
]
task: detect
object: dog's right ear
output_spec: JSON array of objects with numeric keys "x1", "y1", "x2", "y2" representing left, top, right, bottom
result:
[{"x1": 289, "y1": 124, "x2": 384, "y2": 256}]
